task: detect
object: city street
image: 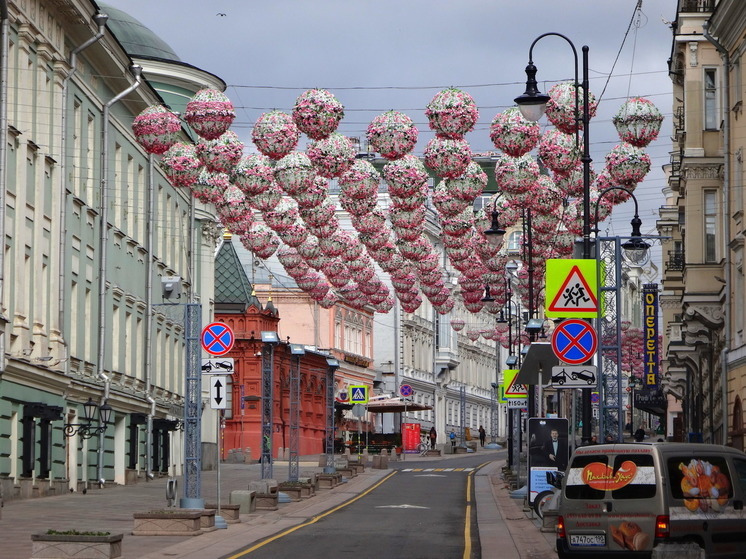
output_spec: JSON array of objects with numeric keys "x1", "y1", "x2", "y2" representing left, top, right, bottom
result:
[{"x1": 1, "y1": 449, "x2": 557, "y2": 559}]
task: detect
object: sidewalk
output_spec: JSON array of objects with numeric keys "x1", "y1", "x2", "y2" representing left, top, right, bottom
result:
[{"x1": 2, "y1": 450, "x2": 557, "y2": 558}]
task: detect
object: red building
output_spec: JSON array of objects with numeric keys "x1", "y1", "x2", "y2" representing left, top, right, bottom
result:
[{"x1": 214, "y1": 236, "x2": 331, "y2": 460}]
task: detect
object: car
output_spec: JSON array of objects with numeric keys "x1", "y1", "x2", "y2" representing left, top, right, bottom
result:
[
  {"x1": 570, "y1": 369, "x2": 596, "y2": 384},
  {"x1": 201, "y1": 362, "x2": 211, "y2": 372},
  {"x1": 214, "y1": 361, "x2": 233, "y2": 371}
]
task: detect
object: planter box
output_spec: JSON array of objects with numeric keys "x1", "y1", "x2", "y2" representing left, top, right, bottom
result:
[
  {"x1": 205, "y1": 503, "x2": 241, "y2": 524},
  {"x1": 31, "y1": 532, "x2": 123, "y2": 559},
  {"x1": 278, "y1": 485, "x2": 303, "y2": 502},
  {"x1": 132, "y1": 510, "x2": 202, "y2": 536}
]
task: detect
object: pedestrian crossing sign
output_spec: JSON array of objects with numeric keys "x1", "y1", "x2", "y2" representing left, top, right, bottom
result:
[
  {"x1": 502, "y1": 369, "x2": 527, "y2": 399},
  {"x1": 349, "y1": 385, "x2": 369, "y2": 404},
  {"x1": 545, "y1": 259, "x2": 598, "y2": 318}
]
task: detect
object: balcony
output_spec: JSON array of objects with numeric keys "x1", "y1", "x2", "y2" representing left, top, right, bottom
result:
[
  {"x1": 681, "y1": 0, "x2": 715, "y2": 12},
  {"x1": 667, "y1": 250, "x2": 685, "y2": 272}
]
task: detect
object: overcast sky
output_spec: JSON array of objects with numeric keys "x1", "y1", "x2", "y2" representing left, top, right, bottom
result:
[{"x1": 103, "y1": 0, "x2": 677, "y2": 246}]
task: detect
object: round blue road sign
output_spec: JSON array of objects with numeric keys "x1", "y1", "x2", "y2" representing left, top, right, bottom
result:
[
  {"x1": 551, "y1": 319, "x2": 597, "y2": 365},
  {"x1": 201, "y1": 322, "x2": 235, "y2": 356},
  {"x1": 400, "y1": 384, "x2": 413, "y2": 397}
]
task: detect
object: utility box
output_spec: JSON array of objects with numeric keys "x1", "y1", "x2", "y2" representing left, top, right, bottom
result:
[{"x1": 162, "y1": 276, "x2": 181, "y2": 300}]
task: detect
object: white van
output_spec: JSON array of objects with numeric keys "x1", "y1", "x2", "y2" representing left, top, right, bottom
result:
[{"x1": 557, "y1": 442, "x2": 746, "y2": 558}]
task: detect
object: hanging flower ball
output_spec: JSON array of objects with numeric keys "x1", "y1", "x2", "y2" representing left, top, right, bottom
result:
[
  {"x1": 251, "y1": 110, "x2": 300, "y2": 160},
  {"x1": 197, "y1": 130, "x2": 243, "y2": 174},
  {"x1": 382, "y1": 154, "x2": 429, "y2": 196},
  {"x1": 432, "y1": 181, "x2": 471, "y2": 218},
  {"x1": 307, "y1": 132, "x2": 356, "y2": 178},
  {"x1": 184, "y1": 88, "x2": 235, "y2": 140},
  {"x1": 240, "y1": 224, "x2": 280, "y2": 259},
  {"x1": 341, "y1": 196, "x2": 378, "y2": 217},
  {"x1": 160, "y1": 142, "x2": 202, "y2": 188},
  {"x1": 294, "y1": 176, "x2": 329, "y2": 209},
  {"x1": 232, "y1": 154, "x2": 274, "y2": 196},
  {"x1": 425, "y1": 87, "x2": 479, "y2": 138},
  {"x1": 400, "y1": 293, "x2": 423, "y2": 314},
  {"x1": 339, "y1": 159, "x2": 380, "y2": 197},
  {"x1": 277, "y1": 246, "x2": 304, "y2": 269},
  {"x1": 450, "y1": 318, "x2": 465, "y2": 332},
  {"x1": 605, "y1": 143, "x2": 651, "y2": 187},
  {"x1": 263, "y1": 198, "x2": 300, "y2": 232},
  {"x1": 545, "y1": 81, "x2": 598, "y2": 135},
  {"x1": 555, "y1": 161, "x2": 597, "y2": 199},
  {"x1": 366, "y1": 110, "x2": 419, "y2": 160},
  {"x1": 191, "y1": 170, "x2": 229, "y2": 205},
  {"x1": 424, "y1": 137, "x2": 472, "y2": 179},
  {"x1": 389, "y1": 205, "x2": 426, "y2": 231},
  {"x1": 277, "y1": 222, "x2": 309, "y2": 248},
  {"x1": 292, "y1": 89, "x2": 345, "y2": 140},
  {"x1": 351, "y1": 209, "x2": 387, "y2": 234},
  {"x1": 300, "y1": 200, "x2": 337, "y2": 229},
  {"x1": 494, "y1": 153, "x2": 540, "y2": 195},
  {"x1": 613, "y1": 97, "x2": 664, "y2": 148},
  {"x1": 248, "y1": 182, "x2": 283, "y2": 212},
  {"x1": 132, "y1": 105, "x2": 181, "y2": 154},
  {"x1": 446, "y1": 161, "x2": 487, "y2": 203},
  {"x1": 531, "y1": 175, "x2": 564, "y2": 215},
  {"x1": 296, "y1": 270, "x2": 323, "y2": 291},
  {"x1": 274, "y1": 152, "x2": 316, "y2": 196},
  {"x1": 594, "y1": 170, "x2": 632, "y2": 205},
  {"x1": 489, "y1": 107, "x2": 541, "y2": 157},
  {"x1": 538, "y1": 129, "x2": 580, "y2": 175}
]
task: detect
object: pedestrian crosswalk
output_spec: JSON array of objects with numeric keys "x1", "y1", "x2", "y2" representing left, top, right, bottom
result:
[{"x1": 400, "y1": 467, "x2": 475, "y2": 473}]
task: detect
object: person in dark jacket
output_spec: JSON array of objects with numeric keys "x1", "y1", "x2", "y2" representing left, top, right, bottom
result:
[
  {"x1": 429, "y1": 426, "x2": 437, "y2": 449},
  {"x1": 478, "y1": 425, "x2": 486, "y2": 447},
  {"x1": 634, "y1": 426, "x2": 646, "y2": 442}
]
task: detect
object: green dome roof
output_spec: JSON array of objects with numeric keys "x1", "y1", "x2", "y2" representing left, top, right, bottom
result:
[{"x1": 99, "y1": 4, "x2": 181, "y2": 61}]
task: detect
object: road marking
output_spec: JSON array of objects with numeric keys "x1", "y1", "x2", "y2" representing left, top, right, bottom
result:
[
  {"x1": 375, "y1": 504, "x2": 430, "y2": 509},
  {"x1": 414, "y1": 474, "x2": 446, "y2": 477},
  {"x1": 401, "y1": 468, "x2": 474, "y2": 473},
  {"x1": 226, "y1": 471, "x2": 397, "y2": 558}
]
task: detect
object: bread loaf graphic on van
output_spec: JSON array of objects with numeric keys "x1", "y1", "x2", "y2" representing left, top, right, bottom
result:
[{"x1": 611, "y1": 521, "x2": 650, "y2": 551}]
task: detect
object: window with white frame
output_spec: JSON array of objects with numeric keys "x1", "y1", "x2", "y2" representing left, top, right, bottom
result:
[{"x1": 704, "y1": 68, "x2": 719, "y2": 130}]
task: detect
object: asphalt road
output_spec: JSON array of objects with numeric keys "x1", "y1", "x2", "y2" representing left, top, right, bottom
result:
[{"x1": 226, "y1": 453, "x2": 491, "y2": 559}]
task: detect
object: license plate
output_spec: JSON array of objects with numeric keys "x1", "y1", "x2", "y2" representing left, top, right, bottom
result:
[{"x1": 570, "y1": 534, "x2": 606, "y2": 547}]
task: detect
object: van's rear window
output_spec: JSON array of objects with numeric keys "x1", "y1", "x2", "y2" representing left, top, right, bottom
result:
[
  {"x1": 667, "y1": 456, "x2": 733, "y2": 503},
  {"x1": 565, "y1": 454, "x2": 656, "y2": 500}
]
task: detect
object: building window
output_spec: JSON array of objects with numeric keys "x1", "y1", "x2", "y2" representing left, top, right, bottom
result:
[
  {"x1": 704, "y1": 190, "x2": 717, "y2": 262},
  {"x1": 704, "y1": 68, "x2": 719, "y2": 130},
  {"x1": 506, "y1": 231, "x2": 523, "y2": 253}
]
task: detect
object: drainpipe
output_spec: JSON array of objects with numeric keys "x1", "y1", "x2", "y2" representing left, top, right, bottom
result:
[
  {"x1": 703, "y1": 22, "x2": 731, "y2": 446},
  {"x1": 144, "y1": 155, "x2": 155, "y2": 480},
  {"x1": 59, "y1": 13, "x2": 108, "y2": 370},
  {"x1": 96, "y1": 65, "x2": 142, "y2": 484},
  {"x1": 0, "y1": 1, "x2": 9, "y2": 374}
]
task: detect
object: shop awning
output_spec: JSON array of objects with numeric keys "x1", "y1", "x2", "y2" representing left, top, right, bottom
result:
[{"x1": 365, "y1": 397, "x2": 433, "y2": 413}]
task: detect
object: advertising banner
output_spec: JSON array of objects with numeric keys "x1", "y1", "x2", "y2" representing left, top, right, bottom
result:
[
  {"x1": 527, "y1": 417, "x2": 569, "y2": 504},
  {"x1": 642, "y1": 284, "x2": 659, "y2": 389},
  {"x1": 403, "y1": 422, "x2": 421, "y2": 453}
]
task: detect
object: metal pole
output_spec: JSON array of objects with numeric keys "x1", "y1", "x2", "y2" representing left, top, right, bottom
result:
[
  {"x1": 261, "y1": 343, "x2": 275, "y2": 480},
  {"x1": 214, "y1": 410, "x2": 226, "y2": 529},
  {"x1": 289, "y1": 352, "x2": 300, "y2": 482},
  {"x1": 181, "y1": 303, "x2": 203, "y2": 508},
  {"x1": 324, "y1": 361, "x2": 337, "y2": 473}
]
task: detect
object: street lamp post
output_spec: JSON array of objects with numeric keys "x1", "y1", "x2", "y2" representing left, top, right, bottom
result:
[{"x1": 515, "y1": 32, "x2": 592, "y2": 443}]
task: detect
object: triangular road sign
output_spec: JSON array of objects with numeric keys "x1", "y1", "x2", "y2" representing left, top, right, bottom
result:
[
  {"x1": 503, "y1": 370, "x2": 528, "y2": 398},
  {"x1": 547, "y1": 263, "x2": 598, "y2": 316}
]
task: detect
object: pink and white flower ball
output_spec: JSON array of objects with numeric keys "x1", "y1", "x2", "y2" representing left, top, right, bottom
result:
[
  {"x1": 538, "y1": 129, "x2": 580, "y2": 175},
  {"x1": 190, "y1": 170, "x2": 229, "y2": 205},
  {"x1": 366, "y1": 110, "x2": 419, "y2": 160},
  {"x1": 232, "y1": 154, "x2": 275, "y2": 196},
  {"x1": 251, "y1": 110, "x2": 300, "y2": 160},
  {"x1": 382, "y1": 154, "x2": 429, "y2": 195},
  {"x1": 605, "y1": 143, "x2": 652, "y2": 187},
  {"x1": 307, "y1": 132, "x2": 356, "y2": 178},
  {"x1": 197, "y1": 130, "x2": 243, "y2": 174},
  {"x1": 544, "y1": 81, "x2": 598, "y2": 135},
  {"x1": 493, "y1": 153, "x2": 540, "y2": 196},
  {"x1": 240, "y1": 224, "x2": 280, "y2": 259},
  {"x1": 160, "y1": 142, "x2": 202, "y2": 188},
  {"x1": 446, "y1": 160, "x2": 488, "y2": 203},
  {"x1": 274, "y1": 152, "x2": 316, "y2": 196},
  {"x1": 423, "y1": 136, "x2": 472, "y2": 179},
  {"x1": 132, "y1": 105, "x2": 181, "y2": 155},
  {"x1": 489, "y1": 107, "x2": 541, "y2": 157},
  {"x1": 184, "y1": 88, "x2": 235, "y2": 141},
  {"x1": 612, "y1": 97, "x2": 664, "y2": 148},
  {"x1": 292, "y1": 89, "x2": 345, "y2": 140},
  {"x1": 425, "y1": 87, "x2": 479, "y2": 139},
  {"x1": 338, "y1": 159, "x2": 381, "y2": 199}
]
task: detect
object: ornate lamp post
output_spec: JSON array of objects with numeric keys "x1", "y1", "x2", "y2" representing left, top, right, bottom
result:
[{"x1": 63, "y1": 398, "x2": 113, "y2": 439}]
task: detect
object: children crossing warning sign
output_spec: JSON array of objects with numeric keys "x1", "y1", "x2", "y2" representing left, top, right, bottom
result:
[
  {"x1": 502, "y1": 369, "x2": 527, "y2": 398},
  {"x1": 545, "y1": 259, "x2": 598, "y2": 318}
]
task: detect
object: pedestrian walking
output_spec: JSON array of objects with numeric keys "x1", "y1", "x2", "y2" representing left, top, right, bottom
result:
[
  {"x1": 634, "y1": 426, "x2": 646, "y2": 442},
  {"x1": 449, "y1": 430, "x2": 456, "y2": 449},
  {"x1": 478, "y1": 425, "x2": 486, "y2": 447},
  {"x1": 429, "y1": 426, "x2": 437, "y2": 449}
]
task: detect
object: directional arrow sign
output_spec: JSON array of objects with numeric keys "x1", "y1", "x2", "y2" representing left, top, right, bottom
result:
[{"x1": 210, "y1": 376, "x2": 227, "y2": 409}]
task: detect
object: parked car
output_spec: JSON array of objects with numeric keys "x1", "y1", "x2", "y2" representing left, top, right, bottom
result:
[
  {"x1": 557, "y1": 442, "x2": 746, "y2": 558},
  {"x1": 570, "y1": 369, "x2": 596, "y2": 384}
]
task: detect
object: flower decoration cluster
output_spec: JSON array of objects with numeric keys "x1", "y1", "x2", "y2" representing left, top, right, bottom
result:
[
  {"x1": 425, "y1": 87, "x2": 479, "y2": 138},
  {"x1": 160, "y1": 142, "x2": 202, "y2": 188},
  {"x1": 132, "y1": 105, "x2": 181, "y2": 155},
  {"x1": 489, "y1": 107, "x2": 541, "y2": 157},
  {"x1": 292, "y1": 89, "x2": 345, "y2": 140},
  {"x1": 197, "y1": 131, "x2": 244, "y2": 174},
  {"x1": 251, "y1": 111, "x2": 300, "y2": 160},
  {"x1": 538, "y1": 129, "x2": 580, "y2": 175},
  {"x1": 544, "y1": 82, "x2": 598, "y2": 135},
  {"x1": 307, "y1": 132, "x2": 356, "y2": 178},
  {"x1": 424, "y1": 136, "x2": 472, "y2": 179},
  {"x1": 184, "y1": 88, "x2": 236, "y2": 140},
  {"x1": 605, "y1": 143, "x2": 652, "y2": 187},
  {"x1": 613, "y1": 97, "x2": 664, "y2": 148},
  {"x1": 366, "y1": 111, "x2": 418, "y2": 160}
]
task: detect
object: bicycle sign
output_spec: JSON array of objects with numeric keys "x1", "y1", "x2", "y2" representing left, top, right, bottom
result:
[{"x1": 551, "y1": 319, "x2": 597, "y2": 365}]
